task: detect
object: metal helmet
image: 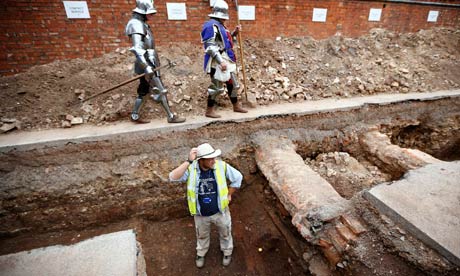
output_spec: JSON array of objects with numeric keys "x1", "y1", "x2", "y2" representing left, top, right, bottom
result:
[
  {"x1": 133, "y1": 0, "x2": 157, "y2": 15},
  {"x1": 209, "y1": 0, "x2": 229, "y2": 20}
]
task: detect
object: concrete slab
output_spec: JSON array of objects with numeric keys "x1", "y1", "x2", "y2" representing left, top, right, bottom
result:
[
  {"x1": 365, "y1": 161, "x2": 460, "y2": 266},
  {"x1": 1, "y1": 89, "x2": 459, "y2": 152},
  {"x1": 0, "y1": 230, "x2": 144, "y2": 276}
]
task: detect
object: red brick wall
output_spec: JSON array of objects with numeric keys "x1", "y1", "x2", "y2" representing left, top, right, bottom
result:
[{"x1": 1, "y1": 0, "x2": 459, "y2": 75}]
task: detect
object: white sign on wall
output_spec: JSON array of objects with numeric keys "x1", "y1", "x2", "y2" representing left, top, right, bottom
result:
[
  {"x1": 239, "y1": 5, "x2": 255, "y2": 21},
  {"x1": 312, "y1": 8, "x2": 327, "y2": 22},
  {"x1": 166, "y1": 3, "x2": 187, "y2": 20},
  {"x1": 427, "y1": 10, "x2": 439, "y2": 22},
  {"x1": 368, "y1": 8, "x2": 382, "y2": 22},
  {"x1": 63, "y1": 1, "x2": 90, "y2": 19}
]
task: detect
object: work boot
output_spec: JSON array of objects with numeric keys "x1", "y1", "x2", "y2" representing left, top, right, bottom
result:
[
  {"x1": 222, "y1": 255, "x2": 232, "y2": 267},
  {"x1": 167, "y1": 114, "x2": 186, "y2": 123},
  {"x1": 205, "y1": 106, "x2": 221, "y2": 118},
  {"x1": 232, "y1": 103, "x2": 248, "y2": 113},
  {"x1": 196, "y1": 255, "x2": 205, "y2": 268}
]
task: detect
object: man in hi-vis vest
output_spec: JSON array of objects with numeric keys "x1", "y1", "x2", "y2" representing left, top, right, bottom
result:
[{"x1": 169, "y1": 143, "x2": 242, "y2": 268}]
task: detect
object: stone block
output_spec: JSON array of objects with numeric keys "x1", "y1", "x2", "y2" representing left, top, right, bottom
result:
[{"x1": 365, "y1": 161, "x2": 460, "y2": 266}]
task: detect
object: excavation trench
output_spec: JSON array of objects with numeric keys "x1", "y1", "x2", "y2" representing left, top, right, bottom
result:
[{"x1": 1, "y1": 96, "x2": 459, "y2": 275}]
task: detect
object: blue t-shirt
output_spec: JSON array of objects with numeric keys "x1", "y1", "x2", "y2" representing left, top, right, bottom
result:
[{"x1": 198, "y1": 169, "x2": 219, "y2": 216}]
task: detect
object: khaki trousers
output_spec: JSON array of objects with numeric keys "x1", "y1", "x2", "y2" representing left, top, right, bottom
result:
[{"x1": 194, "y1": 208, "x2": 233, "y2": 257}]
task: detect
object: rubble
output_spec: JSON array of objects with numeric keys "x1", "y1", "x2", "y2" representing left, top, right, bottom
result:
[
  {"x1": 0, "y1": 122, "x2": 17, "y2": 133},
  {"x1": 305, "y1": 151, "x2": 391, "y2": 199},
  {"x1": 0, "y1": 28, "x2": 458, "y2": 133}
]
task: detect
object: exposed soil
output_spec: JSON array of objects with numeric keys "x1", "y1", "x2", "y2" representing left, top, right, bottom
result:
[
  {"x1": 0, "y1": 178, "x2": 310, "y2": 275},
  {"x1": 1, "y1": 27, "x2": 459, "y2": 275},
  {"x1": 2, "y1": 165, "x2": 453, "y2": 275},
  {"x1": 0, "y1": 27, "x2": 459, "y2": 132}
]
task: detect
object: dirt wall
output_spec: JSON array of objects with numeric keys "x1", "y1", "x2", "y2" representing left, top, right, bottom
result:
[
  {"x1": 1, "y1": 97, "x2": 459, "y2": 236},
  {"x1": 1, "y1": 0, "x2": 459, "y2": 75}
]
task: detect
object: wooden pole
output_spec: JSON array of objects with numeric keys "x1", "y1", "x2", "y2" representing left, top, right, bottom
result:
[
  {"x1": 80, "y1": 61, "x2": 175, "y2": 104},
  {"x1": 234, "y1": 0, "x2": 249, "y2": 102},
  {"x1": 81, "y1": 73, "x2": 147, "y2": 103}
]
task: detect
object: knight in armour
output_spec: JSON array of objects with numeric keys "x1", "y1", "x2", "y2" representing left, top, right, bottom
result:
[
  {"x1": 201, "y1": 0, "x2": 248, "y2": 118},
  {"x1": 125, "y1": 0, "x2": 185, "y2": 123}
]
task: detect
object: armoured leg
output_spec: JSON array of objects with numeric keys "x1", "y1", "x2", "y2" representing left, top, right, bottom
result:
[
  {"x1": 159, "y1": 94, "x2": 185, "y2": 123},
  {"x1": 160, "y1": 96, "x2": 186, "y2": 123},
  {"x1": 206, "y1": 78, "x2": 224, "y2": 118},
  {"x1": 158, "y1": 94, "x2": 174, "y2": 119},
  {"x1": 131, "y1": 78, "x2": 150, "y2": 122},
  {"x1": 207, "y1": 77, "x2": 225, "y2": 100},
  {"x1": 229, "y1": 72, "x2": 240, "y2": 97},
  {"x1": 131, "y1": 96, "x2": 144, "y2": 121},
  {"x1": 149, "y1": 78, "x2": 185, "y2": 123},
  {"x1": 149, "y1": 76, "x2": 168, "y2": 95},
  {"x1": 205, "y1": 69, "x2": 225, "y2": 118}
]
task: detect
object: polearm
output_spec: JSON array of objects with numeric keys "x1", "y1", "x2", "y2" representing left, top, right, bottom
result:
[
  {"x1": 233, "y1": 0, "x2": 248, "y2": 102},
  {"x1": 79, "y1": 60, "x2": 176, "y2": 104}
]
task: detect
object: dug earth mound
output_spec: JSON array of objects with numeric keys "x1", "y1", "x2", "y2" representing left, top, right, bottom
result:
[
  {"x1": 0, "y1": 27, "x2": 459, "y2": 132},
  {"x1": 1, "y1": 27, "x2": 459, "y2": 276}
]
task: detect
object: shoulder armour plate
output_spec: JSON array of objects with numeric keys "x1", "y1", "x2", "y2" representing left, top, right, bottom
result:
[{"x1": 125, "y1": 18, "x2": 145, "y2": 36}]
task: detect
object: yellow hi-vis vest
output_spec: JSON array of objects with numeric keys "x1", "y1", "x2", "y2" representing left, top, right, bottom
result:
[{"x1": 187, "y1": 160, "x2": 228, "y2": 216}]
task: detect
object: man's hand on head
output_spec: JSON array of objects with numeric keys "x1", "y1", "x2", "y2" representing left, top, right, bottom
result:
[{"x1": 189, "y1": 148, "x2": 198, "y2": 162}]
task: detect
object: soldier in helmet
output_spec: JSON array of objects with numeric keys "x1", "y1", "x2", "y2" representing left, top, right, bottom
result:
[
  {"x1": 125, "y1": 0, "x2": 185, "y2": 123},
  {"x1": 201, "y1": 0, "x2": 248, "y2": 118}
]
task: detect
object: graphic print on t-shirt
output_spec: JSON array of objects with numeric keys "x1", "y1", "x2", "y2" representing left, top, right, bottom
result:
[{"x1": 198, "y1": 169, "x2": 219, "y2": 216}]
